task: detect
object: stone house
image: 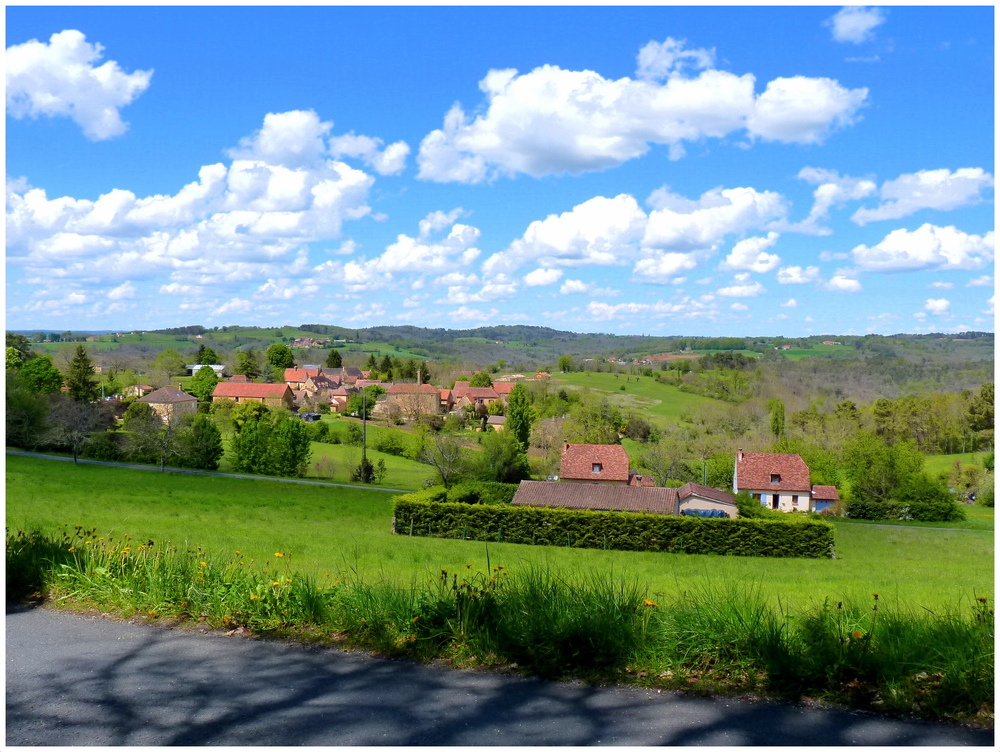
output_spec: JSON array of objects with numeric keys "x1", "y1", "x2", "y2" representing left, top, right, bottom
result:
[
  {"x1": 138, "y1": 386, "x2": 198, "y2": 424},
  {"x1": 212, "y1": 382, "x2": 295, "y2": 410}
]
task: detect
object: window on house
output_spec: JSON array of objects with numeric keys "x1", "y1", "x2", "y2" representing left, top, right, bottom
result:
[
  {"x1": 791, "y1": 495, "x2": 799, "y2": 507},
  {"x1": 770, "y1": 473, "x2": 781, "y2": 484},
  {"x1": 592, "y1": 463, "x2": 602, "y2": 473}
]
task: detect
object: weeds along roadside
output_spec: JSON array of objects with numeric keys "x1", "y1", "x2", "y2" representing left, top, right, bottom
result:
[{"x1": 6, "y1": 526, "x2": 994, "y2": 726}]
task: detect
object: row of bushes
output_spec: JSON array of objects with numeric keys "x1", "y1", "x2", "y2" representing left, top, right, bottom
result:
[
  {"x1": 392, "y1": 498, "x2": 836, "y2": 558},
  {"x1": 407, "y1": 482, "x2": 519, "y2": 506},
  {"x1": 846, "y1": 497, "x2": 967, "y2": 522}
]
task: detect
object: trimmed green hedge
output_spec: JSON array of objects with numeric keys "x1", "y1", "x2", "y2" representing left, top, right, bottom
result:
[{"x1": 392, "y1": 498, "x2": 836, "y2": 559}]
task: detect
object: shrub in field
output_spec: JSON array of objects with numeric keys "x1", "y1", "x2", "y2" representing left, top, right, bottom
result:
[
  {"x1": 374, "y1": 432, "x2": 406, "y2": 457},
  {"x1": 80, "y1": 431, "x2": 123, "y2": 461},
  {"x1": 392, "y1": 498, "x2": 836, "y2": 558},
  {"x1": 847, "y1": 496, "x2": 965, "y2": 522}
]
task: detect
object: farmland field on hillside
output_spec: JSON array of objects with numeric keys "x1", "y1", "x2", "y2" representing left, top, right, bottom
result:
[
  {"x1": 552, "y1": 371, "x2": 722, "y2": 422},
  {"x1": 7, "y1": 455, "x2": 992, "y2": 612}
]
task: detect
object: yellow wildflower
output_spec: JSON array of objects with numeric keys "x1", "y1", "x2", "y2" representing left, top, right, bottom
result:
[
  {"x1": 644, "y1": 599, "x2": 658, "y2": 607},
  {"x1": 852, "y1": 630, "x2": 864, "y2": 639},
  {"x1": 274, "y1": 552, "x2": 284, "y2": 558}
]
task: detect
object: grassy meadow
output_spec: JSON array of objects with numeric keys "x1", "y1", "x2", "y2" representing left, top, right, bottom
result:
[
  {"x1": 552, "y1": 371, "x2": 722, "y2": 422},
  {"x1": 7, "y1": 454, "x2": 993, "y2": 613}
]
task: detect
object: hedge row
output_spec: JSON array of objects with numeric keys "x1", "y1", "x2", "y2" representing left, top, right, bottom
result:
[
  {"x1": 846, "y1": 497, "x2": 966, "y2": 522},
  {"x1": 392, "y1": 499, "x2": 836, "y2": 559}
]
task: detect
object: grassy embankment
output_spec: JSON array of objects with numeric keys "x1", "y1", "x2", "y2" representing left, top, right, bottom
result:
[{"x1": 7, "y1": 454, "x2": 992, "y2": 612}]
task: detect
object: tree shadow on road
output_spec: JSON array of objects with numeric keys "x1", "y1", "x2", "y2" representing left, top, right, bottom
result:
[{"x1": 6, "y1": 608, "x2": 994, "y2": 746}]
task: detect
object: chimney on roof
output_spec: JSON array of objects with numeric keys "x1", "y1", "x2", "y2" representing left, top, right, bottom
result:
[
  {"x1": 417, "y1": 367, "x2": 422, "y2": 387},
  {"x1": 738, "y1": 449, "x2": 744, "y2": 462},
  {"x1": 563, "y1": 443, "x2": 570, "y2": 454}
]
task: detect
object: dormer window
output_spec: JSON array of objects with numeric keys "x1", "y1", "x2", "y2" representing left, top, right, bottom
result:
[
  {"x1": 592, "y1": 463, "x2": 603, "y2": 474},
  {"x1": 770, "y1": 473, "x2": 781, "y2": 484}
]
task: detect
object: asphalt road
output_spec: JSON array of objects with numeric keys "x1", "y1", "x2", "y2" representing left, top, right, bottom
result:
[{"x1": 6, "y1": 605, "x2": 993, "y2": 746}]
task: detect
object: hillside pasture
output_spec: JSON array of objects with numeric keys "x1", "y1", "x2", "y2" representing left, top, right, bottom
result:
[
  {"x1": 552, "y1": 371, "x2": 723, "y2": 423},
  {"x1": 7, "y1": 455, "x2": 992, "y2": 613}
]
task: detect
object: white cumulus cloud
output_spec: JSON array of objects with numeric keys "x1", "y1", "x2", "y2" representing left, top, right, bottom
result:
[
  {"x1": 6, "y1": 29, "x2": 152, "y2": 140},
  {"x1": 825, "y1": 274, "x2": 862, "y2": 293},
  {"x1": 780, "y1": 298, "x2": 798, "y2": 308},
  {"x1": 643, "y1": 186, "x2": 787, "y2": 251},
  {"x1": 925, "y1": 298, "x2": 951, "y2": 315},
  {"x1": 328, "y1": 132, "x2": 410, "y2": 175},
  {"x1": 485, "y1": 194, "x2": 646, "y2": 275},
  {"x1": 417, "y1": 47, "x2": 867, "y2": 182},
  {"x1": 851, "y1": 224, "x2": 994, "y2": 272},
  {"x1": 717, "y1": 274, "x2": 766, "y2": 298},
  {"x1": 777, "y1": 266, "x2": 823, "y2": 284},
  {"x1": 635, "y1": 37, "x2": 716, "y2": 80},
  {"x1": 789, "y1": 167, "x2": 877, "y2": 234},
  {"x1": 720, "y1": 232, "x2": 781, "y2": 272},
  {"x1": 106, "y1": 281, "x2": 135, "y2": 300},
  {"x1": 851, "y1": 168, "x2": 994, "y2": 225},
  {"x1": 6, "y1": 111, "x2": 377, "y2": 294},
  {"x1": 523, "y1": 268, "x2": 564, "y2": 287},
  {"x1": 826, "y1": 7, "x2": 887, "y2": 44}
]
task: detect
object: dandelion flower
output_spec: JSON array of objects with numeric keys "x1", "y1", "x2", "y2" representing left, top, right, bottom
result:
[
  {"x1": 272, "y1": 581, "x2": 281, "y2": 586},
  {"x1": 199, "y1": 562, "x2": 207, "y2": 567},
  {"x1": 644, "y1": 599, "x2": 658, "y2": 607},
  {"x1": 67, "y1": 547, "x2": 75, "y2": 552},
  {"x1": 872, "y1": 593, "x2": 879, "y2": 600},
  {"x1": 274, "y1": 552, "x2": 284, "y2": 558},
  {"x1": 250, "y1": 595, "x2": 259, "y2": 600},
  {"x1": 852, "y1": 630, "x2": 864, "y2": 639},
  {"x1": 976, "y1": 597, "x2": 988, "y2": 603}
]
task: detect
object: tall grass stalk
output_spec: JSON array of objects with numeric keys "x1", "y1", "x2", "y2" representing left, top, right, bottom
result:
[{"x1": 6, "y1": 527, "x2": 993, "y2": 723}]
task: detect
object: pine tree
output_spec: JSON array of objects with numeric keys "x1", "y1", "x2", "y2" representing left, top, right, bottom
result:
[
  {"x1": 65, "y1": 345, "x2": 99, "y2": 402},
  {"x1": 325, "y1": 349, "x2": 343, "y2": 368}
]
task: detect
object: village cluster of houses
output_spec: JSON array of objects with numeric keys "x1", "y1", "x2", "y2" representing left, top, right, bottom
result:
[{"x1": 129, "y1": 365, "x2": 554, "y2": 427}]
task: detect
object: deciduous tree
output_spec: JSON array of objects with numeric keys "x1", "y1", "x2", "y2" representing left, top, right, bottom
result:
[
  {"x1": 20, "y1": 356, "x2": 64, "y2": 394},
  {"x1": 188, "y1": 365, "x2": 220, "y2": 402},
  {"x1": 421, "y1": 434, "x2": 467, "y2": 488}
]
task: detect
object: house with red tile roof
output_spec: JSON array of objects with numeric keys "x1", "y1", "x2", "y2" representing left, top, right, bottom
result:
[
  {"x1": 560, "y1": 443, "x2": 631, "y2": 484},
  {"x1": 455, "y1": 387, "x2": 500, "y2": 410},
  {"x1": 492, "y1": 381, "x2": 516, "y2": 399},
  {"x1": 284, "y1": 367, "x2": 321, "y2": 390},
  {"x1": 733, "y1": 450, "x2": 839, "y2": 513},
  {"x1": 212, "y1": 382, "x2": 295, "y2": 410}
]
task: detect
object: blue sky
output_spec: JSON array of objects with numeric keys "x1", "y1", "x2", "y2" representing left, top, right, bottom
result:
[{"x1": 6, "y1": 6, "x2": 994, "y2": 336}]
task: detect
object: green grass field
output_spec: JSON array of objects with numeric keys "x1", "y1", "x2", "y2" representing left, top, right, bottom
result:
[
  {"x1": 553, "y1": 371, "x2": 722, "y2": 422},
  {"x1": 923, "y1": 451, "x2": 990, "y2": 478},
  {"x1": 7, "y1": 454, "x2": 992, "y2": 612}
]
